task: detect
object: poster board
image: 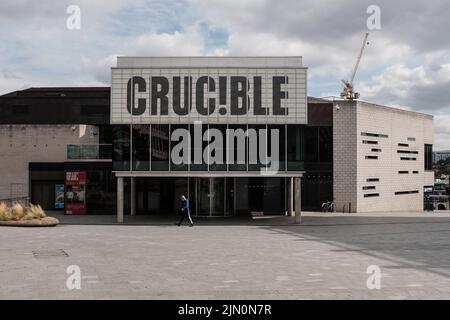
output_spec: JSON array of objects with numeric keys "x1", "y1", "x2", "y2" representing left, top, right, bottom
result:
[{"x1": 65, "y1": 171, "x2": 86, "y2": 215}]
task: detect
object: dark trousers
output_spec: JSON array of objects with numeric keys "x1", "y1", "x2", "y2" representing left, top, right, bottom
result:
[{"x1": 177, "y1": 209, "x2": 193, "y2": 225}]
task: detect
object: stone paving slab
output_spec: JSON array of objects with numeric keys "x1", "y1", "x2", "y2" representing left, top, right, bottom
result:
[{"x1": 1, "y1": 214, "x2": 450, "y2": 299}]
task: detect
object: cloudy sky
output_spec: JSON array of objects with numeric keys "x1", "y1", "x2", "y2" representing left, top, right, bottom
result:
[{"x1": 1, "y1": 0, "x2": 449, "y2": 150}]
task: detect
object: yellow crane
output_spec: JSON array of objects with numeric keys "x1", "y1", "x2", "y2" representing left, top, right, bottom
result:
[{"x1": 340, "y1": 32, "x2": 370, "y2": 100}]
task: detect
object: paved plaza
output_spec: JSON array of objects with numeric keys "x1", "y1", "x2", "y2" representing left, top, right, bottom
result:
[{"x1": 1, "y1": 212, "x2": 450, "y2": 299}]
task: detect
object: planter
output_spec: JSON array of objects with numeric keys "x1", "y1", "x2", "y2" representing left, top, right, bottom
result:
[{"x1": 0, "y1": 216, "x2": 59, "y2": 227}]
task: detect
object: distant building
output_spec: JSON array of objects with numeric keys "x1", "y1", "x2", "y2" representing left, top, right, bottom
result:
[{"x1": 433, "y1": 151, "x2": 450, "y2": 163}]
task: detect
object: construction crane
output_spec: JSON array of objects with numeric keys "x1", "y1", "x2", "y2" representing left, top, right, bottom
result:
[{"x1": 340, "y1": 32, "x2": 369, "y2": 100}]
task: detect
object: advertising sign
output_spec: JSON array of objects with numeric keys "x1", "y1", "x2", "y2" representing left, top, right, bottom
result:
[
  {"x1": 65, "y1": 171, "x2": 86, "y2": 215},
  {"x1": 110, "y1": 57, "x2": 307, "y2": 125},
  {"x1": 55, "y1": 184, "x2": 64, "y2": 209}
]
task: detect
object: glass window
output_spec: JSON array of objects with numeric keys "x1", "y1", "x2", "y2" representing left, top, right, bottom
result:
[
  {"x1": 99, "y1": 125, "x2": 112, "y2": 144},
  {"x1": 305, "y1": 127, "x2": 318, "y2": 162},
  {"x1": 190, "y1": 124, "x2": 208, "y2": 171},
  {"x1": 268, "y1": 125, "x2": 285, "y2": 172},
  {"x1": 248, "y1": 124, "x2": 266, "y2": 171},
  {"x1": 287, "y1": 125, "x2": 305, "y2": 171},
  {"x1": 228, "y1": 125, "x2": 247, "y2": 171},
  {"x1": 112, "y1": 125, "x2": 130, "y2": 171},
  {"x1": 208, "y1": 125, "x2": 227, "y2": 171},
  {"x1": 319, "y1": 127, "x2": 333, "y2": 162},
  {"x1": 132, "y1": 125, "x2": 150, "y2": 171},
  {"x1": 151, "y1": 125, "x2": 169, "y2": 171},
  {"x1": 170, "y1": 124, "x2": 189, "y2": 171}
]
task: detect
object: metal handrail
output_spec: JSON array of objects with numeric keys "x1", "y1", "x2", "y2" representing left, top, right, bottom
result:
[
  {"x1": 0, "y1": 196, "x2": 30, "y2": 206},
  {"x1": 67, "y1": 144, "x2": 112, "y2": 160}
]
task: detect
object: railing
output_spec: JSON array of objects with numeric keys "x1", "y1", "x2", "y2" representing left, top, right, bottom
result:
[
  {"x1": 0, "y1": 196, "x2": 30, "y2": 206},
  {"x1": 67, "y1": 144, "x2": 112, "y2": 160}
]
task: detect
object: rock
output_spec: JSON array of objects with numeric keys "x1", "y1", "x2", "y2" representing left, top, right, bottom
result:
[{"x1": 0, "y1": 216, "x2": 59, "y2": 227}]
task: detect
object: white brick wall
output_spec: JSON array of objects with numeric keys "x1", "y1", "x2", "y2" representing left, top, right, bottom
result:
[
  {"x1": 111, "y1": 57, "x2": 307, "y2": 125},
  {"x1": 333, "y1": 100, "x2": 434, "y2": 212},
  {"x1": 0, "y1": 125, "x2": 99, "y2": 200}
]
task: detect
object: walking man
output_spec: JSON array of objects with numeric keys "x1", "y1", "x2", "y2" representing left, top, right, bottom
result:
[{"x1": 176, "y1": 195, "x2": 194, "y2": 227}]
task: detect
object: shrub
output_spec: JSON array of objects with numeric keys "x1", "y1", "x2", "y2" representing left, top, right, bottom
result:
[
  {"x1": 0, "y1": 203, "x2": 46, "y2": 221},
  {"x1": 11, "y1": 203, "x2": 25, "y2": 220},
  {"x1": 0, "y1": 202, "x2": 13, "y2": 221},
  {"x1": 25, "y1": 204, "x2": 46, "y2": 220}
]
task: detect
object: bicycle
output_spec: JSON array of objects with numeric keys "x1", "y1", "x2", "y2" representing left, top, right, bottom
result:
[{"x1": 321, "y1": 200, "x2": 336, "y2": 213}]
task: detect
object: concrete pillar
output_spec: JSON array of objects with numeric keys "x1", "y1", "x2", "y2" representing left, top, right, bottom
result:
[
  {"x1": 117, "y1": 176, "x2": 124, "y2": 223},
  {"x1": 294, "y1": 176, "x2": 301, "y2": 224},
  {"x1": 130, "y1": 177, "x2": 136, "y2": 216},
  {"x1": 287, "y1": 177, "x2": 294, "y2": 216}
]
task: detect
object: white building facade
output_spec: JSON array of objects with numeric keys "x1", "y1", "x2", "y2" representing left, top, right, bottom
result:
[{"x1": 333, "y1": 100, "x2": 434, "y2": 212}]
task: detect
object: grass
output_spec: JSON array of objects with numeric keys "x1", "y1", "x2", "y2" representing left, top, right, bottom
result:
[{"x1": 0, "y1": 202, "x2": 46, "y2": 221}]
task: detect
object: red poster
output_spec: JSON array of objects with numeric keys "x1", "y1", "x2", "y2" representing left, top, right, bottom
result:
[{"x1": 65, "y1": 171, "x2": 86, "y2": 215}]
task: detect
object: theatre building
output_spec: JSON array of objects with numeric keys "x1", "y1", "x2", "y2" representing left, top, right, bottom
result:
[{"x1": 0, "y1": 56, "x2": 434, "y2": 220}]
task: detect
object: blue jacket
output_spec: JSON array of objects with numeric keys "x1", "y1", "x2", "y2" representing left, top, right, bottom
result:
[{"x1": 182, "y1": 199, "x2": 190, "y2": 213}]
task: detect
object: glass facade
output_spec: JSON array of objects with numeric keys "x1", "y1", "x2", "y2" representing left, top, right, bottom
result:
[
  {"x1": 112, "y1": 124, "x2": 305, "y2": 172},
  {"x1": 132, "y1": 176, "x2": 286, "y2": 216},
  {"x1": 111, "y1": 123, "x2": 308, "y2": 216}
]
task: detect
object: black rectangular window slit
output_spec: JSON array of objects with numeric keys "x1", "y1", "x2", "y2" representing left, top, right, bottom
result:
[
  {"x1": 365, "y1": 156, "x2": 378, "y2": 159},
  {"x1": 362, "y1": 140, "x2": 378, "y2": 144},
  {"x1": 398, "y1": 143, "x2": 409, "y2": 147},
  {"x1": 424, "y1": 144, "x2": 433, "y2": 171},
  {"x1": 371, "y1": 148, "x2": 382, "y2": 152},
  {"x1": 364, "y1": 193, "x2": 379, "y2": 198},
  {"x1": 398, "y1": 171, "x2": 409, "y2": 174},
  {"x1": 363, "y1": 186, "x2": 376, "y2": 190},
  {"x1": 400, "y1": 157, "x2": 416, "y2": 160},
  {"x1": 412, "y1": 171, "x2": 419, "y2": 174},
  {"x1": 397, "y1": 150, "x2": 418, "y2": 154},
  {"x1": 395, "y1": 190, "x2": 419, "y2": 195},
  {"x1": 361, "y1": 132, "x2": 388, "y2": 138},
  {"x1": 366, "y1": 178, "x2": 379, "y2": 182}
]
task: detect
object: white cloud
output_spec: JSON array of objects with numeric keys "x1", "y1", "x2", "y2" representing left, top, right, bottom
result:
[
  {"x1": 1, "y1": 0, "x2": 450, "y2": 149},
  {"x1": 434, "y1": 115, "x2": 450, "y2": 150},
  {"x1": 359, "y1": 62, "x2": 450, "y2": 112},
  {"x1": 130, "y1": 26, "x2": 205, "y2": 56}
]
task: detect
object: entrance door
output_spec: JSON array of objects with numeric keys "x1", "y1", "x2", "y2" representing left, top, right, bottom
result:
[
  {"x1": 137, "y1": 178, "x2": 161, "y2": 214},
  {"x1": 192, "y1": 177, "x2": 228, "y2": 216},
  {"x1": 248, "y1": 177, "x2": 264, "y2": 212}
]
